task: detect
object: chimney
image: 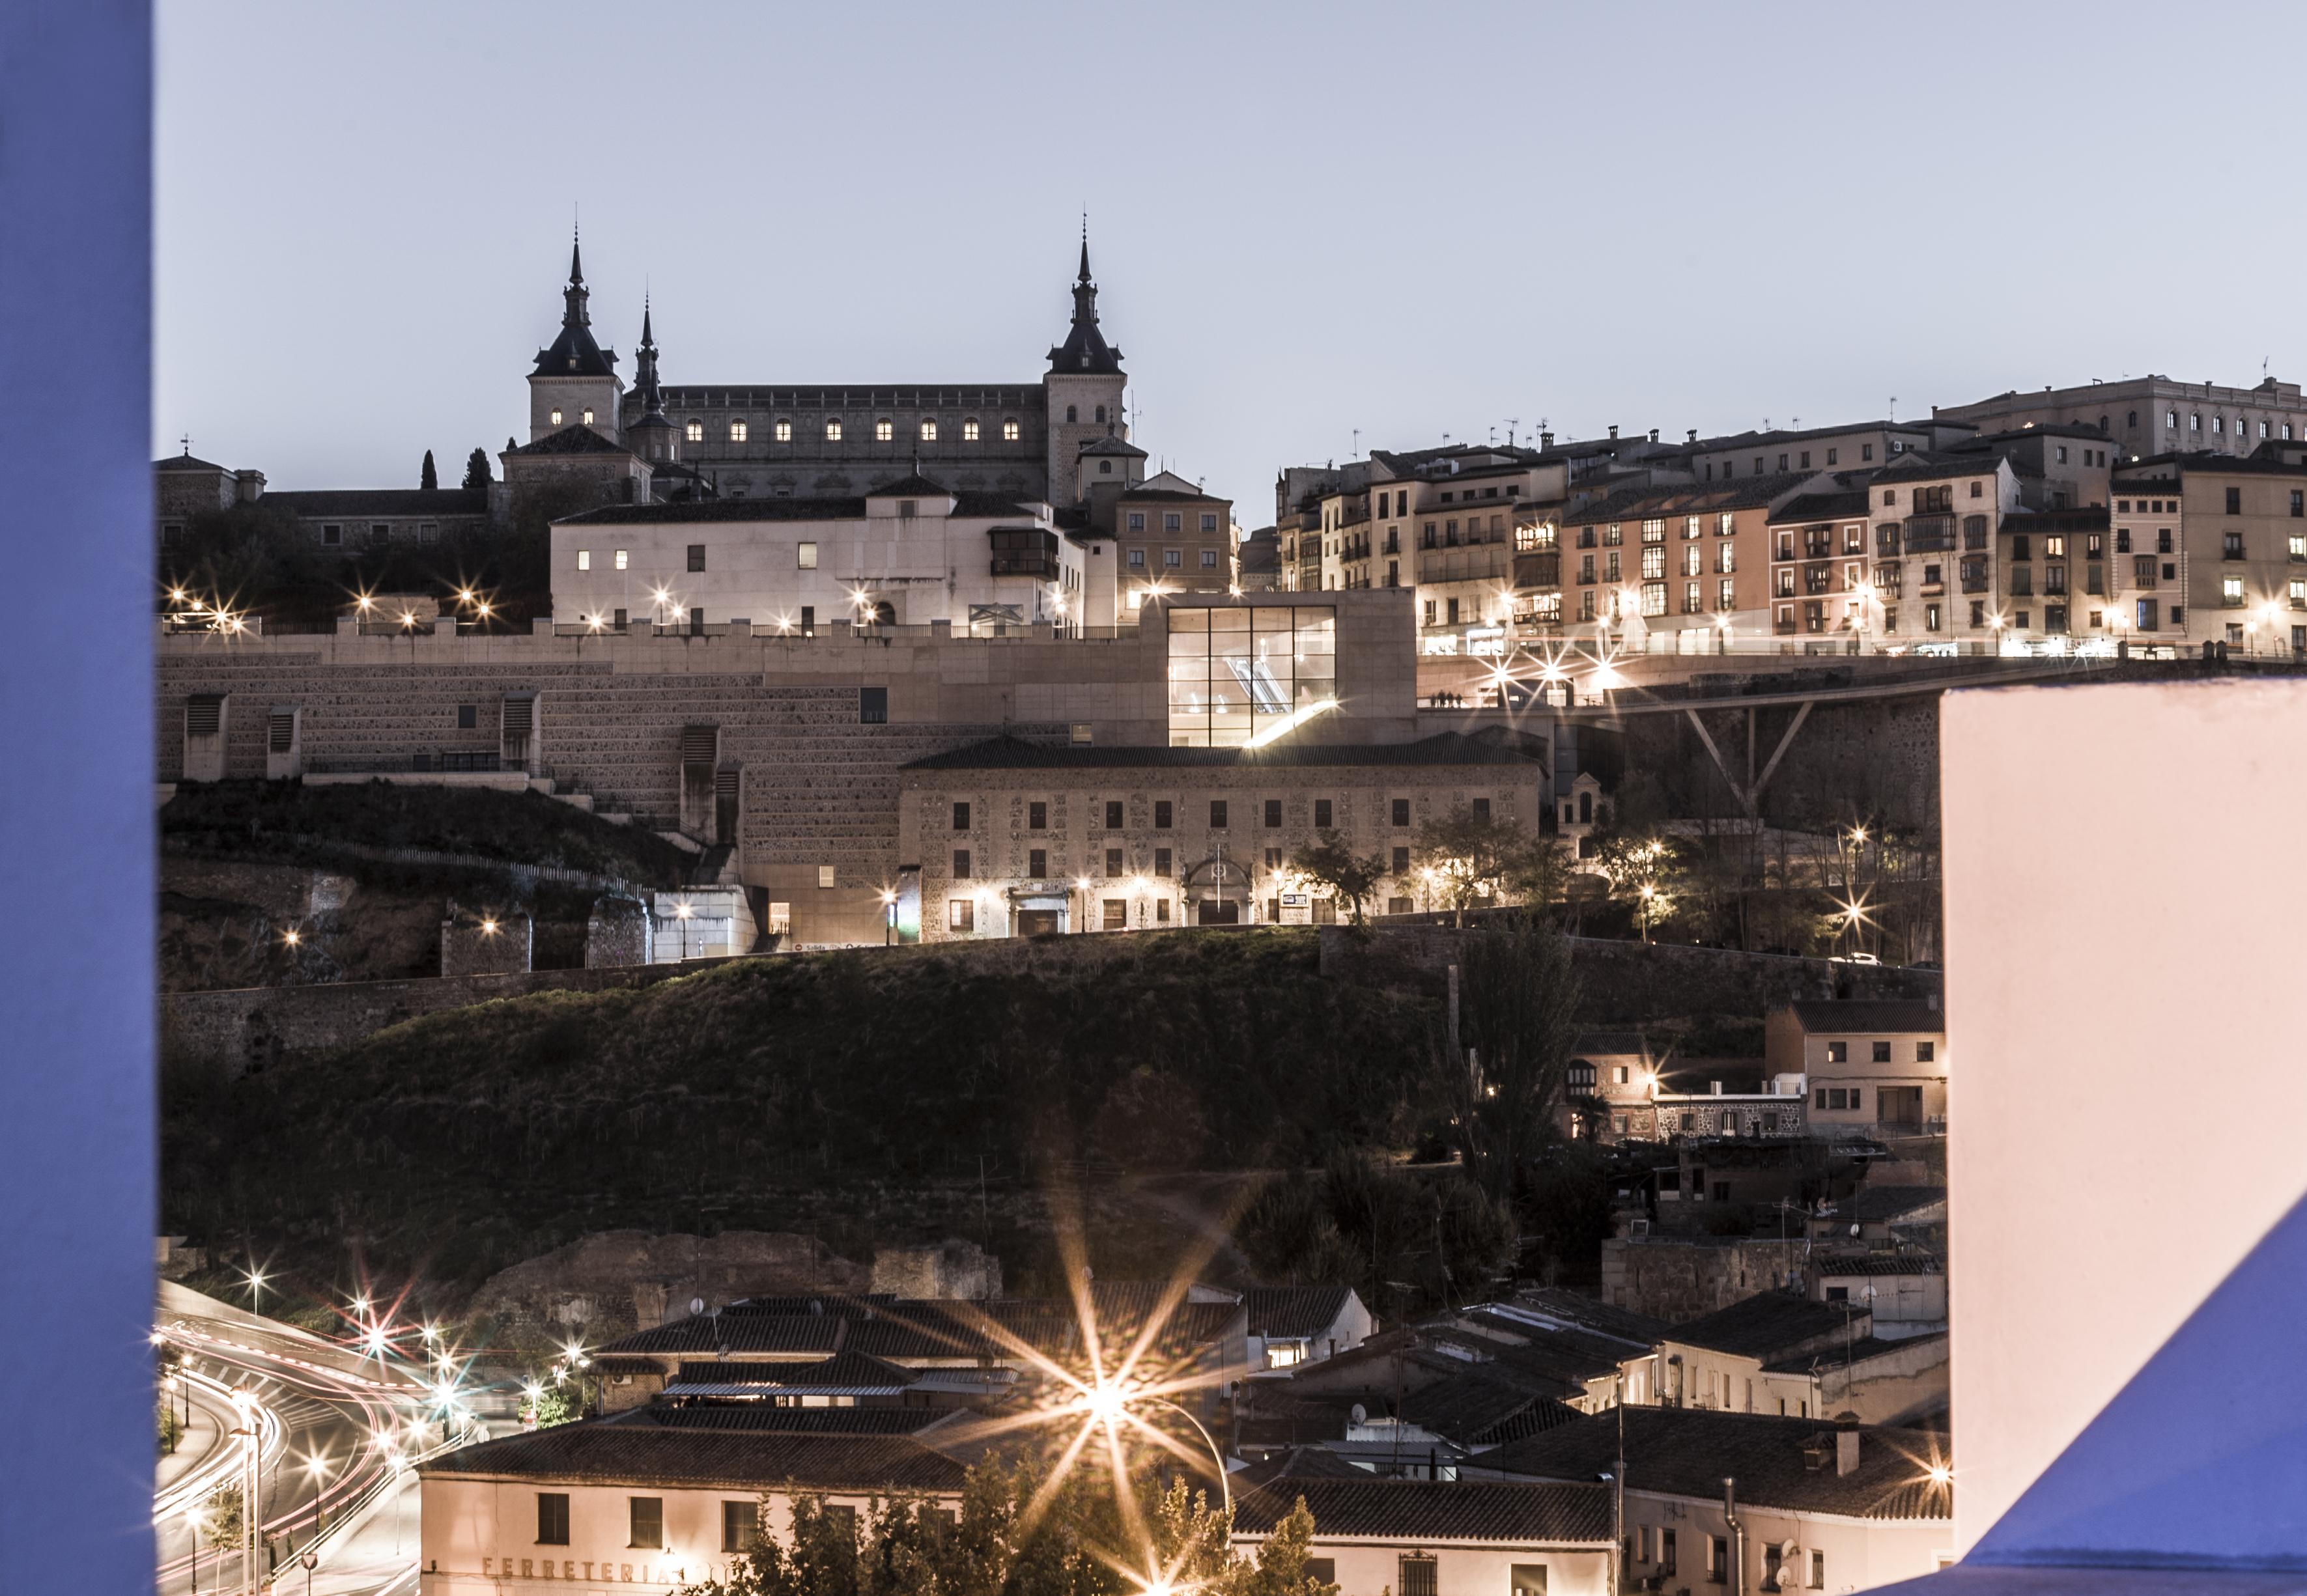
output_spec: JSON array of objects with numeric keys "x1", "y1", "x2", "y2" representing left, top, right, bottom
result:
[
  {"x1": 1608, "y1": 425, "x2": 1620, "y2": 440},
  {"x1": 1649, "y1": 428, "x2": 1660, "y2": 443},
  {"x1": 1836, "y1": 1426, "x2": 1860, "y2": 1477},
  {"x1": 1710, "y1": 1080, "x2": 1723, "y2": 1096},
  {"x1": 1687, "y1": 428, "x2": 1699, "y2": 444},
  {"x1": 1540, "y1": 431, "x2": 1555, "y2": 449},
  {"x1": 234, "y1": 468, "x2": 266, "y2": 503},
  {"x1": 1927, "y1": 992, "x2": 1940, "y2": 1011}
]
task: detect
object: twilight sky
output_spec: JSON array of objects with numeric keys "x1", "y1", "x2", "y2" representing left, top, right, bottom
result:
[{"x1": 158, "y1": 0, "x2": 2307, "y2": 518}]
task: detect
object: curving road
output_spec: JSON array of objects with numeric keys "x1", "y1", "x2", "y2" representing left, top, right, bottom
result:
[{"x1": 154, "y1": 1283, "x2": 468, "y2": 1596}]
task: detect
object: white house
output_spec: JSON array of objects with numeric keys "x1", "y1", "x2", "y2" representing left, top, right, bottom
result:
[{"x1": 548, "y1": 473, "x2": 1085, "y2": 636}]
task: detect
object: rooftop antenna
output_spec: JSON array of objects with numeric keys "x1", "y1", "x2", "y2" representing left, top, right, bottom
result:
[
  {"x1": 1352, "y1": 427, "x2": 1360, "y2": 457},
  {"x1": 1505, "y1": 417, "x2": 1520, "y2": 445},
  {"x1": 1888, "y1": 396, "x2": 1897, "y2": 421}
]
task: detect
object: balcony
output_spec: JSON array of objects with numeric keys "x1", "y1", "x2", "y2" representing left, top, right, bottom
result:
[
  {"x1": 1514, "y1": 552, "x2": 1561, "y2": 587},
  {"x1": 1904, "y1": 514, "x2": 1958, "y2": 553},
  {"x1": 989, "y1": 527, "x2": 1060, "y2": 579},
  {"x1": 1961, "y1": 576, "x2": 1991, "y2": 594}
]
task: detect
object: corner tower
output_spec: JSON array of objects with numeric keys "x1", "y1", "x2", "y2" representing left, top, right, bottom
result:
[
  {"x1": 1045, "y1": 229, "x2": 1127, "y2": 506},
  {"x1": 528, "y1": 233, "x2": 623, "y2": 442}
]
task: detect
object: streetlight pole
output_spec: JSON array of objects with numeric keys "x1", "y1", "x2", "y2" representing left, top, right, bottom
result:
[{"x1": 1146, "y1": 1395, "x2": 1233, "y2": 1515}]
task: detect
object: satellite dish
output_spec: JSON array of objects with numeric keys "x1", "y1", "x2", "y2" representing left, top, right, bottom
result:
[
  {"x1": 1350, "y1": 1403, "x2": 1368, "y2": 1425},
  {"x1": 690, "y1": 1297, "x2": 705, "y2": 1317},
  {"x1": 1849, "y1": 1223, "x2": 1861, "y2": 1238}
]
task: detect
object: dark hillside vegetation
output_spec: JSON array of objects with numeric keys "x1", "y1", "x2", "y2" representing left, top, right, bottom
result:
[
  {"x1": 162, "y1": 930, "x2": 1443, "y2": 1293},
  {"x1": 163, "y1": 779, "x2": 694, "y2": 884}
]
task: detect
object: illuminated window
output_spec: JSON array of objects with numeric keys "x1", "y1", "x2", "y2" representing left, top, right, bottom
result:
[
  {"x1": 576, "y1": 550, "x2": 591, "y2": 572},
  {"x1": 797, "y1": 542, "x2": 818, "y2": 570},
  {"x1": 614, "y1": 550, "x2": 629, "y2": 570},
  {"x1": 1167, "y1": 605, "x2": 1337, "y2": 748},
  {"x1": 949, "y1": 899, "x2": 974, "y2": 932},
  {"x1": 729, "y1": 421, "x2": 748, "y2": 442},
  {"x1": 963, "y1": 418, "x2": 980, "y2": 441},
  {"x1": 581, "y1": 408, "x2": 595, "y2": 425},
  {"x1": 919, "y1": 419, "x2": 938, "y2": 442},
  {"x1": 875, "y1": 419, "x2": 894, "y2": 442},
  {"x1": 825, "y1": 419, "x2": 843, "y2": 441},
  {"x1": 685, "y1": 420, "x2": 703, "y2": 442},
  {"x1": 1002, "y1": 418, "x2": 1020, "y2": 441},
  {"x1": 818, "y1": 865, "x2": 836, "y2": 889},
  {"x1": 549, "y1": 409, "x2": 563, "y2": 426},
  {"x1": 774, "y1": 419, "x2": 792, "y2": 442}
]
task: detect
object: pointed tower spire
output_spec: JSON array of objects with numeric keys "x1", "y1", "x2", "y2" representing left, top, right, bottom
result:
[
  {"x1": 570, "y1": 225, "x2": 584, "y2": 289},
  {"x1": 1049, "y1": 227, "x2": 1122, "y2": 375},
  {"x1": 633, "y1": 295, "x2": 665, "y2": 419}
]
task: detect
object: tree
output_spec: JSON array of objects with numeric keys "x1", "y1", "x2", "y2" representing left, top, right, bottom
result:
[
  {"x1": 681, "y1": 1465, "x2": 1337, "y2": 1596},
  {"x1": 1441, "y1": 916, "x2": 1584, "y2": 1218},
  {"x1": 420, "y1": 449, "x2": 438, "y2": 491},
  {"x1": 1288, "y1": 832, "x2": 1385, "y2": 924},
  {"x1": 1412, "y1": 807, "x2": 1566, "y2": 927},
  {"x1": 1238, "y1": 1150, "x2": 1514, "y2": 1316},
  {"x1": 463, "y1": 447, "x2": 493, "y2": 492}
]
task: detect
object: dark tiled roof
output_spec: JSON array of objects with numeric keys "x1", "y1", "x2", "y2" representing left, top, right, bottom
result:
[
  {"x1": 1120, "y1": 486, "x2": 1224, "y2": 504},
  {"x1": 668, "y1": 1351, "x2": 913, "y2": 1392},
  {"x1": 156, "y1": 453, "x2": 232, "y2": 473},
  {"x1": 1783, "y1": 1000, "x2": 1944, "y2": 1034},
  {"x1": 1867, "y1": 452, "x2": 2009, "y2": 484},
  {"x1": 1245, "y1": 1286, "x2": 1355, "y2": 1339},
  {"x1": 865, "y1": 472, "x2": 954, "y2": 498},
  {"x1": 506, "y1": 425, "x2": 636, "y2": 458},
  {"x1": 1998, "y1": 507, "x2": 2111, "y2": 533},
  {"x1": 903, "y1": 734, "x2": 1543, "y2": 773},
  {"x1": 1572, "y1": 1031, "x2": 1650, "y2": 1057},
  {"x1": 1831, "y1": 1185, "x2": 1946, "y2": 1224},
  {"x1": 533, "y1": 320, "x2": 617, "y2": 380},
  {"x1": 2116, "y1": 449, "x2": 2307, "y2": 479},
  {"x1": 1812, "y1": 1253, "x2": 1946, "y2": 1278},
  {"x1": 1670, "y1": 1292, "x2": 1851, "y2": 1359},
  {"x1": 598, "y1": 1313, "x2": 844, "y2": 1358},
  {"x1": 1563, "y1": 472, "x2": 1821, "y2": 527},
  {"x1": 606, "y1": 1404, "x2": 957, "y2": 1436},
  {"x1": 1766, "y1": 489, "x2": 1873, "y2": 525},
  {"x1": 1079, "y1": 435, "x2": 1148, "y2": 456},
  {"x1": 1474, "y1": 1408, "x2": 1953, "y2": 1520},
  {"x1": 421, "y1": 1420, "x2": 969, "y2": 1492},
  {"x1": 1397, "y1": 1371, "x2": 1579, "y2": 1446},
  {"x1": 262, "y1": 488, "x2": 490, "y2": 518},
  {"x1": 559, "y1": 491, "x2": 1034, "y2": 525},
  {"x1": 1503, "y1": 1289, "x2": 1671, "y2": 1349},
  {"x1": 1762, "y1": 1330, "x2": 1947, "y2": 1375},
  {"x1": 1230, "y1": 1463, "x2": 1612, "y2": 1543},
  {"x1": 1695, "y1": 420, "x2": 1959, "y2": 450},
  {"x1": 658, "y1": 384, "x2": 1041, "y2": 407}
]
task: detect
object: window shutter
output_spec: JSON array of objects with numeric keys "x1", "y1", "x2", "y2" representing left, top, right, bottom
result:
[
  {"x1": 681, "y1": 724, "x2": 718, "y2": 768},
  {"x1": 185, "y1": 695, "x2": 223, "y2": 736},
  {"x1": 501, "y1": 696, "x2": 533, "y2": 736},
  {"x1": 266, "y1": 711, "x2": 294, "y2": 754},
  {"x1": 715, "y1": 767, "x2": 739, "y2": 802}
]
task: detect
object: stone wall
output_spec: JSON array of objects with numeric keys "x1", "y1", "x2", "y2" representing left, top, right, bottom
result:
[
  {"x1": 1601, "y1": 1236, "x2": 1807, "y2": 1321},
  {"x1": 160, "y1": 960, "x2": 731, "y2": 1071},
  {"x1": 466, "y1": 1229, "x2": 874, "y2": 1346},
  {"x1": 441, "y1": 904, "x2": 533, "y2": 976},
  {"x1": 1323, "y1": 925, "x2": 1941, "y2": 1022}
]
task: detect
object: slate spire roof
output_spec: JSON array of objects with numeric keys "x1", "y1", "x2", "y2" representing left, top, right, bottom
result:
[
  {"x1": 531, "y1": 231, "x2": 620, "y2": 380},
  {"x1": 630, "y1": 296, "x2": 669, "y2": 423},
  {"x1": 1048, "y1": 228, "x2": 1124, "y2": 376}
]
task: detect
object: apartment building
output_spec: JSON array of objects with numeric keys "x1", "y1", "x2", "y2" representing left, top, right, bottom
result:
[
  {"x1": 1559, "y1": 473, "x2": 1830, "y2": 651},
  {"x1": 1471, "y1": 1408, "x2": 1957, "y2": 1592},
  {"x1": 1851, "y1": 454, "x2": 2022, "y2": 649},
  {"x1": 1765, "y1": 1000, "x2": 1948, "y2": 1138},
  {"x1": 1105, "y1": 471, "x2": 1236, "y2": 609},
  {"x1": 2112, "y1": 447, "x2": 2307, "y2": 657},
  {"x1": 1936, "y1": 373, "x2": 2307, "y2": 462},
  {"x1": 1686, "y1": 417, "x2": 1972, "y2": 483}
]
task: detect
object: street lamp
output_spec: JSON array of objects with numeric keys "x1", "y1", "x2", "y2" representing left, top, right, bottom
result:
[
  {"x1": 879, "y1": 887, "x2": 897, "y2": 945},
  {"x1": 1638, "y1": 882, "x2": 1656, "y2": 945},
  {"x1": 305, "y1": 1452, "x2": 330, "y2": 1546}
]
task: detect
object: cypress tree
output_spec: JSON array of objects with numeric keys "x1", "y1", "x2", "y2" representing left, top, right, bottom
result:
[
  {"x1": 462, "y1": 447, "x2": 492, "y2": 492},
  {"x1": 420, "y1": 449, "x2": 438, "y2": 491}
]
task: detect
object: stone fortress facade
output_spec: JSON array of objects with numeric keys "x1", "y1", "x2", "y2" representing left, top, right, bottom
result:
[
  {"x1": 517, "y1": 230, "x2": 1128, "y2": 511},
  {"x1": 157, "y1": 592, "x2": 1555, "y2": 948}
]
